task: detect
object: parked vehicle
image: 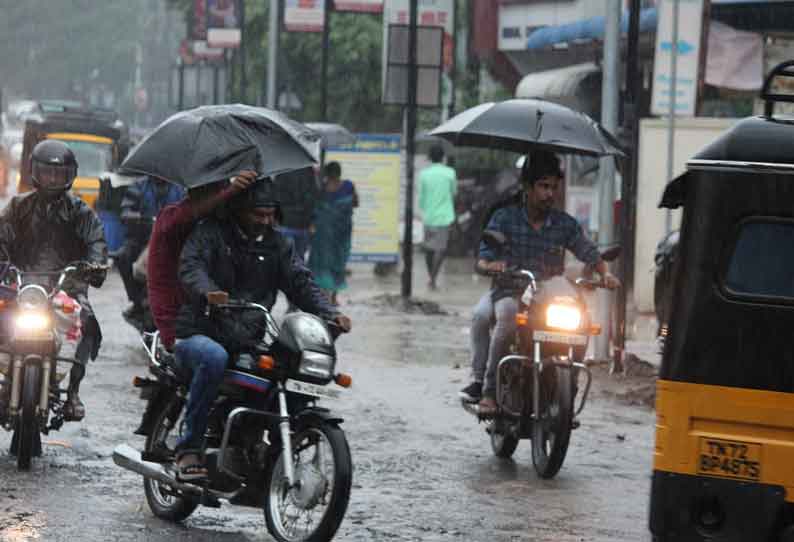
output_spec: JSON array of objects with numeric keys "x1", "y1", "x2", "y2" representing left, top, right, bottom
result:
[
  {"x1": 114, "y1": 302, "x2": 353, "y2": 542},
  {"x1": 653, "y1": 229, "x2": 679, "y2": 337},
  {"x1": 461, "y1": 230, "x2": 619, "y2": 478},
  {"x1": 649, "y1": 60, "x2": 794, "y2": 541},
  {"x1": 0, "y1": 262, "x2": 101, "y2": 470}
]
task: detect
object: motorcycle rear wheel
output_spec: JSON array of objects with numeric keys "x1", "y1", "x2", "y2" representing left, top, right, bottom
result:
[
  {"x1": 265, "y1": 420, "x2": 352, "y2": 542},
  {"x1": 143, "y1": 397, "x2": 199, "y2": 522},
  {"x1": 14, "y1": 364, "x2": 41, "y2": 471},
  {"x1": 531, "y1": 363, "x2": 573, "y2": 479}
]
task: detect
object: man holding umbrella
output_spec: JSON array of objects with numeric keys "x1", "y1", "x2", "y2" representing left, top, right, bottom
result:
[
  {"x1": 173, "y1": 180, "x2": 351, "y2": 479},
  {"x1": 459, "y1": 151, "x2": 620, "y2": 415}
]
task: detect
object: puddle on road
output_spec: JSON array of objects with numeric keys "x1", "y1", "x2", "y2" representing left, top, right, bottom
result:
[{"x1": 0, "y1": 510, "x2": 45, "y2": 541}]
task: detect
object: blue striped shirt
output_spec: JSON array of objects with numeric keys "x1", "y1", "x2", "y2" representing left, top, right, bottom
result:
[{"x1": 479, "y1": 200, "x2": 599, "y2": 281}]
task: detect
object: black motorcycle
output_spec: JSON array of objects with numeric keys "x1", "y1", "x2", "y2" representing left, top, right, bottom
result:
[
  {"x1": 0, "y1": 262, "x2": 102, "y2": 470},
  {"x1": 113, "y1": 302, "x2": 353, "y2": 542},
  {"x1": 462, "y1": 231, "x2": 619, "y2": 478}
]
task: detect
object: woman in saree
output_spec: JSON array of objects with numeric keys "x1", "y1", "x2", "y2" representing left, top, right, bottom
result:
[{"x1": 309, "y1": 161, "x2": 358, "y2": 305}]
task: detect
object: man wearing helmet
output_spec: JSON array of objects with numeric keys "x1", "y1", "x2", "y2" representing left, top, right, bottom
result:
[
  {"x1": 173, "y1": 178, "x2": 351, "y2": 480},
  {"x1": 0, "y1": 140, "x2": 108, "y2": 421}
]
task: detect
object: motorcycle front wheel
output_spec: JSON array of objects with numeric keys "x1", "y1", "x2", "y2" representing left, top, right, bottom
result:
[
  {"x1": 14, "y1": 364, "x2": 42, "y2": 471},
  {"x1": 143, "y1": 397, "x2": 199, "y2": 522},
  {"x1": 265, "y1": 420, "x2": 352, "y2": 542},
  {"x1": 531, "y1": 363, "x2": 573, "y2": 479}
]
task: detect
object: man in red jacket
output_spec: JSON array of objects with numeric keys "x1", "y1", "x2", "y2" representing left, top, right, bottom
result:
[{"x1": 147, "y1": 172, "x2": 256, "y2": 351}]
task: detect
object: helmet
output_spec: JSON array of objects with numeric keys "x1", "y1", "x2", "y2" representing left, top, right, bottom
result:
[{"x1": 31, "y1": 140, "x2": 78, "y2": 197}]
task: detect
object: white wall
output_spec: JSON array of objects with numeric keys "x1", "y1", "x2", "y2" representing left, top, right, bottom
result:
[
  {"x1": 634, "y1": 117, "x2": 736, "y2": 312},
  {"x1": 499, "y1": 0, "x2": 603, "y2": 51}
]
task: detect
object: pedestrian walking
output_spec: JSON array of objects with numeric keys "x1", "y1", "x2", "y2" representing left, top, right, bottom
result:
[
  {"x1": 419, "y1": 145, "x2": 457, "y2": 290},
  {"x1": 308, "y1": 161, "x2": 358, "y2": 306}
]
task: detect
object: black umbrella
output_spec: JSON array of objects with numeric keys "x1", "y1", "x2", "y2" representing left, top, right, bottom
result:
[
  {"x1": 304, "y1": 122, "x2": 356, "y2": 149},
  {"x1": 429, "y1": 99, "x2": 624, "y2": 157},
  {"x1": 120, "y1": 104, "x2": 320, "y2": 189}
]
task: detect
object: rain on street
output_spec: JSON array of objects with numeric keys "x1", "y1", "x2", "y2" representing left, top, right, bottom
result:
[{"x1": 0, "y1": 265, "x2": 656, "y2": 542}]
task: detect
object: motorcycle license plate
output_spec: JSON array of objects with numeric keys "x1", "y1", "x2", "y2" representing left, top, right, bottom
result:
[
  {"x1": 286, "y1": 380, "x2": 340, "y2": 399},
  {"x1": 697, "y1": 437, "x2": 761, "y2": 481},
  {"x1": 533, "y1": 330, "x2": 587, "y2": 346}
]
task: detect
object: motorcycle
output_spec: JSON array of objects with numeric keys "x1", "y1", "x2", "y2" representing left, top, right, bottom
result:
[
  {"x1": 0, "y1": 262, "x2": 100, "y2": 470},
  {"x1": 113, "y1": 301, "x2": 354, "y2": 542},
  {"x1": 462, "y1": 230, "x2": 619, "y2": 478}
]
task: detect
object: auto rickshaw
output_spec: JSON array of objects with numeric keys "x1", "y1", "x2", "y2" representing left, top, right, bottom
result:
[{"x1": 650, "y1": 61, "x2": 794, "y2": 541}]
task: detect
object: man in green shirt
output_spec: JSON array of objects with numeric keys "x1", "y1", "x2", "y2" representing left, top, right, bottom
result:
[{"x1": 419, "y1": 145, "x2": 457, "y2": 290}]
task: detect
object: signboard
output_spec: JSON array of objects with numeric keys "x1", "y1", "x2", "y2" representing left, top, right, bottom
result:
[
  {"x1": 651, "y1": 0, "x2": 705, "y2": 117},
  {"x1": 334, "y1": 0, "x2": 383, "y2": 12},
  {"x1": 190, "y1": 0, "x2": 208, "y2": 40},
  {"x1": 326, "y1": 134, "x2": 401, "y2": 263},
  {"x1": 285, "y1": 0, "x2": 325, "y2": 32},
  {"x1": 207, "y1": 0, "x2": 241, "y2": 48},
  {"x1": 383, "y1": 24, "x2": 444, "y2": 106}
]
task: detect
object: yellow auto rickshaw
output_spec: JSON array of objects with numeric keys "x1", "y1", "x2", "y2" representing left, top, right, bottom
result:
[
  {"x1": 18, "y1": 105, "x2": 124, "y2": 207},
  {"x1": 650, "y1": 61, "x2": 794, "y2": 541}
]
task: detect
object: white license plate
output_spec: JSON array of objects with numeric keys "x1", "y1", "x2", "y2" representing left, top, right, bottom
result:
[
  {"x1": 286, "y1": 380, "x2": 340, "y2": 399},
  {"x1": 533, "y1": 330, "x2": 588, "y2": 346}
]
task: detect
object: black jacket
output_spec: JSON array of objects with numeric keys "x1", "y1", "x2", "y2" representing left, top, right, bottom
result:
[
  {"x1": 0, "y1": 191, "x2": 108, "y2": 288},
  {"x1": 0, "y1": 191, "x2": 108, "y2": 359},
  {"x1": 175, "y1": 217, "x2": 338, "y2": 342}
]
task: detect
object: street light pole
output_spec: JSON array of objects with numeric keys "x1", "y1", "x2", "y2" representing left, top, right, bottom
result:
[
  {"x1": 665, "y1": 0, "x2": 680, "y2": 234},
  {"x1": 594, "y1": 0, "x2": 621, "y2": 363},
  {"x1": 320, "y1": 0, "x2": 331, "y2": 120},
  {"x1": 401, "y1": 0, "x2": 418, "y2": 299},
  {"x1": 267, "y1": 0, "x2": 280, "y2": 109}
]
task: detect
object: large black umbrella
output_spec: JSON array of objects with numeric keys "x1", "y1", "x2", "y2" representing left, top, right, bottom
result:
[
  {"x1": 429, "y1": 99, "x2": 624, "y2": 157},
  {"x1": 120, "y1": 104, "x2": 320, "y2": 189}
]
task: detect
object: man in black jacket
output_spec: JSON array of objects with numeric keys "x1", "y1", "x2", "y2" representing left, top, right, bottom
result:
[
  {"x1": 173, "y1": 179, "x2": 351, "y2": 480},
  {"x1": 0, "y1": 140, "x2": 107, "y2": 421}
]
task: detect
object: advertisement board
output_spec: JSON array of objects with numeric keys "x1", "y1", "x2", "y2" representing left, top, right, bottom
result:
[
  {"x1": 334, "y1": 0, "x2": 383, "y2": 12},
  {"x1": 326, "y1": 134, "x2": 401, "y2": 263},
  {"x1": 206, "y1": 0, "x2": 242, "y2": 48},
  {"x1": 285, "y1": 0, "x2": 325, "y2": 32}
]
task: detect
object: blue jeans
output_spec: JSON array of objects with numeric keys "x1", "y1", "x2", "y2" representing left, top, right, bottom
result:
[
  {"x1": 174, "y1": 335, "x2": 229, "y2": 451},
  {"x1": 279, "y1": 227, "x2": 311, "y2": 262},
  {"x1": 470, "y1": 292, "x2": 518, "y2": 396}
]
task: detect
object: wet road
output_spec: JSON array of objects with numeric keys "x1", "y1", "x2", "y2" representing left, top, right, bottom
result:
[{"x1": 0, "y1": 265, "x2": 656, "y2": 542}]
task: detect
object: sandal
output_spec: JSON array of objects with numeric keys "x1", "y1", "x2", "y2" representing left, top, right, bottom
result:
[{"x1": 175, "y1": 451, "x2": 208, "y2": 482}]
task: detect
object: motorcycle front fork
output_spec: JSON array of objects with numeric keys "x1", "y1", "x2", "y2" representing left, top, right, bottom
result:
[{"x1": 277, "y1": 382, "x2": 297, "y2": 488}]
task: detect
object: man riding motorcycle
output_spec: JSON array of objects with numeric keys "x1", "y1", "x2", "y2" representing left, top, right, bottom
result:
[
  {"x1": 0, "y1": 140, "x2": 107, "y2": 421},
  {"x1": 173, "y1": 179, "x2": 352, "y2": 480},
  {"x1": 458, "y1": 151, "x2": 620, "y2": 415}
]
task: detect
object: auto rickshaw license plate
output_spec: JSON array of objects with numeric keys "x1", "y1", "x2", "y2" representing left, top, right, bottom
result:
[{"x1": 697, "y1": 437, "x2": 761, "y2": 481}]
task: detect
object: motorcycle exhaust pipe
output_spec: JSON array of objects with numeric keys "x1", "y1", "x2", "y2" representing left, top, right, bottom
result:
[{"x1": 112, "y1": 444, "x2": 202, "y2": 497}]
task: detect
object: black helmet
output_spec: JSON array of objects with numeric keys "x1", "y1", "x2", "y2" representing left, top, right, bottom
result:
[{"x1": 31, "y1": 140, "x2": 78, "y2": 197}]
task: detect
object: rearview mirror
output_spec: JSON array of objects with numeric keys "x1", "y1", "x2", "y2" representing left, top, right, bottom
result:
[{"x1": 481, "y1": 229, "x2": 506, "y2": 250}]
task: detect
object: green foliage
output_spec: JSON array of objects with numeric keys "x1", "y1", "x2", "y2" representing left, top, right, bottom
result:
[{"x1": 0, "y1": 1, "x2": 149, "y2": 102}]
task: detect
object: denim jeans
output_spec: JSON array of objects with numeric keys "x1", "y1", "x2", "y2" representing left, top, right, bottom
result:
[
  {"x1": 470, "y1": 291, "x2": 518, "y2": 396},
  {"x1": 174, "y1": 335, "x2": 229, "y2": 451}
]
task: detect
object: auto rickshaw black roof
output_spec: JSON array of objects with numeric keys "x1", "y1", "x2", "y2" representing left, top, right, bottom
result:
[{"x1": 656, "y1": 61, "x2": 794, "y2": 392}]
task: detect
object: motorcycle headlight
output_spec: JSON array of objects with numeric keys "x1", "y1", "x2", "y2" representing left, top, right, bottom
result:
[
  {"x1": 15, "y1": 311, "x2": 50, "y2": 332},
  {"x1": 546, "y1": 304, "x2": 582, "y2": 331},
  {"x1": 18, "y1": 285, "x2": 48, "y2": 310},
  {"x1": 299, "y1": 351, "x2": 335, "y2": 380}
]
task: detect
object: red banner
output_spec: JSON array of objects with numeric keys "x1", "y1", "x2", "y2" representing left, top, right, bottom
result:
[{"x1": 333, "y1": 0, "x2": 383, "y2": 13}]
